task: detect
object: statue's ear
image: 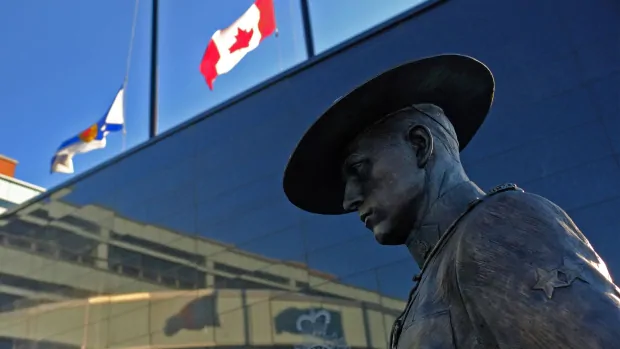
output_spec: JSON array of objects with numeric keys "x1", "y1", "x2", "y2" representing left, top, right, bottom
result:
[{"x1": 407, "y1": 125, "x2": 433, "y2": 168}]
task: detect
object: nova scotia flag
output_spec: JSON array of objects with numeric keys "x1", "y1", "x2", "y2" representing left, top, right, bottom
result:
[{"x1": 51, "y1": 87, "x2": 125, "y2": 174}]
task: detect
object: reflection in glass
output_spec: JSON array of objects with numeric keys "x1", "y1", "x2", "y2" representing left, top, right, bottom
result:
[
  {"x1": 0, "y1": 184, "x2": 409, "y2": 348},
  {"x1": 308, "y1": 0, "x2": 437, "y2": 54},
  {"x1": 158, "y1": 0, "x2": 307, "y2": 132},
  {"x1": 0, "y1": 4, "x2": 442, "y2": 344}
]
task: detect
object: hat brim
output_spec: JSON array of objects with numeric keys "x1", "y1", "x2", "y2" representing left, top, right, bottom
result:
[{"x1": 283, "y1": 54, "x2": 495, "y2": 215}]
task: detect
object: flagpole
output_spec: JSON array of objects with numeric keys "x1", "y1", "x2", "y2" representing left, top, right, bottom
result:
[
  {"x1": 149, "y1": 0, "x2": 159, "y2": 139},
  {"x1": 299, "y1": 0, "x2": 315, "y2": 58},
  {"x1": 123, "y1": 0, "x2": 140, "y2": 152}
]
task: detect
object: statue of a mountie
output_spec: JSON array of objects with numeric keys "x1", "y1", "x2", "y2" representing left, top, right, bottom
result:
[{"x1": 282, "y1": 54, "x2": 620, "y2": 348}]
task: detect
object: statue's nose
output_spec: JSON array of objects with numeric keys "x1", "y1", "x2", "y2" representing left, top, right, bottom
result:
[{"x1": 343, "y1": 183, "x2": 363, "y2": 212}]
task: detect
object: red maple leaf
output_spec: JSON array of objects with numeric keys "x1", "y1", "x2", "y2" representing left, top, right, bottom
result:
[{"x1": 228, "y1": 27, "x2": 254, "y2": 53}]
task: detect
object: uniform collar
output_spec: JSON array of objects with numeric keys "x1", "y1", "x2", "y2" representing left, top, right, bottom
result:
[{"x1": 406, "y1": 181, "x2": 485, "y2": 268}]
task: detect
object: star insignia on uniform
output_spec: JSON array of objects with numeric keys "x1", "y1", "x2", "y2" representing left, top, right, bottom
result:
[{"x1": 533, "y1": 257, "x2": 589, "y2": 299}]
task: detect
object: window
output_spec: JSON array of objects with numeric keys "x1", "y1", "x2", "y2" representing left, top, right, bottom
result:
[
  {"x1": 57, "y1": 215, "x2": 100, "y2": 235},
  {"x1": 28, "y1": 208, "x2": 51, "y2": 220},
  {"x1": 0, "y1": 218, "x2": 99, "y2": 265},
  {"x1": 295, "y1": 281, "x2": 347, "y2": 300},
  {"x1": 0, "y1": 273, "x2": 92, "y2": 298},
  {"x1": 111, "y1": 232, "x2": 206, "y2": 266},
  {"x1": 0, "y1": 293, "x2": 23, "y2": 312},
  {"x1": 214, "y1": 275, "x2": 280, "y2": 290},
  {"x1": 214, "y1": 262, "x2": 289, "y2": 286},
  {"x1": 0, "y1": 198, "x2": 17, "y2": 211},
  {"x1": 158, "y1": 0, "x2": 307, "y2": 132},
  {"x1": 6, "y1": 337, "x2": 79, "y2": 349},
  {"x1": 308, "y1": 0, "x2": 438, "y2": 54},
  {"x1": 47, "y1": 225, "x2": 98, "y2": 265},
  {"x1": 108, "y1": 245, "x2": 206, "y2": 289}
]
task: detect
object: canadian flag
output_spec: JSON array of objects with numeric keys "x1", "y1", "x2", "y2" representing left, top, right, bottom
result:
[{"x1": 199, "y1": 0, "x2": 277, "y2": 90}]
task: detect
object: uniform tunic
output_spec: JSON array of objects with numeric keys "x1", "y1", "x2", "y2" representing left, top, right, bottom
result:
[{"x1": 391, "y1": 183, "x2": 620, "y2": 349}]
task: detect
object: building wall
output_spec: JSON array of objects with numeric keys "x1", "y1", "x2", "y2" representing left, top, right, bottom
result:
[
  {"x1": 0, "y1": 174, "x2": 44, "y2": 215},
  {"x1": 0, "y1": 289, "x2": 397, "y2": 349},
  {"x1": 0, "y1": 0, "x2": 618, "y2": 348},
  {"x1": 0, "y1": 192, "x2": 404, "y2": 349}
]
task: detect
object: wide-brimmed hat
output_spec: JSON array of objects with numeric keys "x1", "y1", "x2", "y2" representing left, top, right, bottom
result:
[{"x1": 283, "y1": 54, "x2": 495, "y2": 215}]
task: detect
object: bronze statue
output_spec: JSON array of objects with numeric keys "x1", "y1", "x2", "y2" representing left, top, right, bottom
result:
[{"x1": 283, "y1": 55, "x2": 620, "y2": 348}]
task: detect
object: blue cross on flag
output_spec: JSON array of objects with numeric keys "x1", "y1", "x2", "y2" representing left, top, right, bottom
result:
[{"x1": 51, "y1": 86, "x2": 125, "y2": 174}]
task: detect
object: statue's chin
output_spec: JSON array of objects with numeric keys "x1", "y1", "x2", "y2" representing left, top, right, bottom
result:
[{"x1": 372, "y1": 223, "x2": 402, "y2": 245}]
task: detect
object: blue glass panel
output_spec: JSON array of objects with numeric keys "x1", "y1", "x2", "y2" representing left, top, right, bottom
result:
[
  {"x1": 462, "y1": 85, "x2": 600, "y2": 164},
  {"x1": 375, "y1": 258, "x2": 418, "y2": 300},
  {"x1": 524, "y1": 157, "x2": 620, "y2": 211},
  {"x1": 300, "y1": 214, "x2": 366, "y2": 254},
  {"x1": 158, "y1": 0, "x2": 307, "y2": 131},
  {"x1": 466, "y1": 121, "x2": 613, "y2": 189},
  {"x1": 308, "y1": 0, "x2": 438, "y2": 54},
  {"x1": 306, "y1": 235, "x2": 408, "y2": 284}
]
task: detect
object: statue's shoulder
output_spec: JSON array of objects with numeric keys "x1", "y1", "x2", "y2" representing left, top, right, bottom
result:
[
  {"x1": 453, "y1": 185, "x2": 619, "y2": 291},
  {"x1": 449, "y1": 187, "x2": 620, "y2": 347},
  {"x1": 457, "y1": 188, "x2": 595, "y2": 261}
]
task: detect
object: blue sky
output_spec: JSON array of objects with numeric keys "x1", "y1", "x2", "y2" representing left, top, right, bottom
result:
[{"x1": 0, "y1": 0, "x2": 423, "y2": 190}]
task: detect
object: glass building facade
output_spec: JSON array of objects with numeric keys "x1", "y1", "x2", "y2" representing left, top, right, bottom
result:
[{"x1": 0, "y1": 0, "x2": 619, "y2": 348}]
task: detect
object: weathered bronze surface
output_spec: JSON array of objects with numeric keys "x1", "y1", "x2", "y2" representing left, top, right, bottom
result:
[{"x1": 283, "y1": 55, "x2": 620, "y2": 348}]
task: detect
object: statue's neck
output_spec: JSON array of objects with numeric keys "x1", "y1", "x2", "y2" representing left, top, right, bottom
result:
[{"x1": 405, "y1": 179, "x2": 484, "y2": 268}]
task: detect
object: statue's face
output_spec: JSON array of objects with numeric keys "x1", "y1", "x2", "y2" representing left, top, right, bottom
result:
[{"x1": 341, "y1": 119, "x2": 429, "y2": 245}]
